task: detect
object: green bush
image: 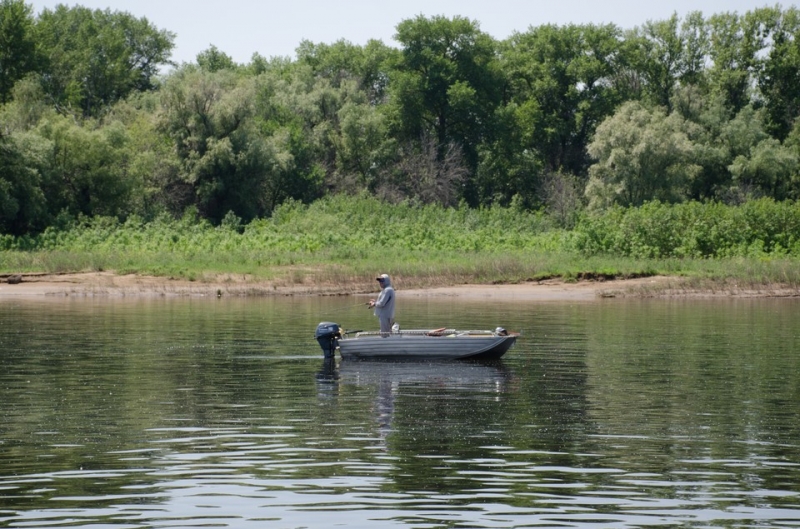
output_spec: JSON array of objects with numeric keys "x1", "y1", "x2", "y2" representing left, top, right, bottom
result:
[
  {"x1": 4, "y1": 196, "x2": 800, "y2": 282},
  {"x1": 572, "y1": 198, "x2": 800, "y2": 258},
  {"x1": 5, "y1": 195, "x2": 555, "y2": 254}
]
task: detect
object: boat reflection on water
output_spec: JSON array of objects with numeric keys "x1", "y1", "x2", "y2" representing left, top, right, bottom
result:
[
  {"x1": 317, "y1": 358, "x2": 513, "y2": 391},
  {"x1": 337, "y1": 359, "x2": 512, "y2": 389},
  {"x1": 316, "y1": 359, "x2": 514, "y2": 445}
]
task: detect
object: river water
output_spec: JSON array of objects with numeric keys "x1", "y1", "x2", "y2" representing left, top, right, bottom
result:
[{"x1": 0, "y1": 295, "x2": 799, "y2": 528}]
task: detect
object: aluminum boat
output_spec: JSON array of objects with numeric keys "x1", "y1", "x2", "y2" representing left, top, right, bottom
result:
[{"x1": 315, "y1": 322, "x2": 517, "y2": 360}]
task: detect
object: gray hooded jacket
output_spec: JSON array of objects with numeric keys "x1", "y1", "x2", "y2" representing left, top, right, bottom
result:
[{"x1": 373, "y1": 275, "x2": 396, "y2": 320}]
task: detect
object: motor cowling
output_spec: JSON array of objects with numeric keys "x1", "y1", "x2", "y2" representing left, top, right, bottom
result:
[{"x1": 315, "y1": 322, "x2": 341, "y2": 358}]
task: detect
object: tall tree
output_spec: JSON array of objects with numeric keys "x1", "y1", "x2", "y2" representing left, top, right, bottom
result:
[
  {"x1": 0, "y1": 0, "x2": 37, "y2": 103},
  {"x1": 32, "y1": 114, "x2": 134, "y2": 218},
  {"x1": 196, "y1": 45, "x2": 237, "y2": 72},
  {"x1": 387, "y1": 15, "x2": 504, "y2": 180},
  {"x1": 0, "y1": 130, "x2": 47, "y2": 234},
  {"x1": 707, "y1": 8, "x2": 771, "y2": 113},
  {"x1": 758, "y1": 6, "x2": 800, "y2": 141},
  {"x1": 728, "y1": 137, "x2": 799, "y2": 200},
  {"x1": 35, "y1": 5, "x2": 174, "y2": 116},
  {"x1": 624, "y1": 14, "x2": 684, "y2": 110},
  {"x1": 671, "y1": 85, "x2": 797, "y2": 201},
  {"x1": 160, "y1": 68, "x2": 256, "y2": 221},
  {"x1": 331, "y1": 98, "x2": 393, "y2": 192},
  {"x1": 586, "y1": 101, "x2": 700, "y2": 208},
  {"x1": 296, "y1": 38, "x2": 397, "y2": 105},
  {"x1": 160, "y1": 67, "x2": 327, "y2": 222},
  {"x1": 680, "y1": 11, "x2": 711, "y2": 88},
  {"x1": 502, "y1": 23, "x2": 623, "y2": 176}
]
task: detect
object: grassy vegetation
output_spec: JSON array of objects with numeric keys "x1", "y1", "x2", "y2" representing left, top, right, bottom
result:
[{"x1": 2, "y1": 195, "x2": 800, "y2": 291}]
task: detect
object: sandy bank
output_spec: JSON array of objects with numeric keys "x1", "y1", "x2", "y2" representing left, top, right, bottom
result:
[{"x1": 1, "y1": 272, "x2": 798, "y2": 301}]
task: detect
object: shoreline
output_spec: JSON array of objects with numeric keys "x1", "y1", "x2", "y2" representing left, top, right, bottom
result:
[{"x1": 2, "y1": 272, "x2": 799, "y2": 301}]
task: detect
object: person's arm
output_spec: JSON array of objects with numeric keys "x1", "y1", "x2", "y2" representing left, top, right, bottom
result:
[
  {"x1": 368, "y1": 292, "x2": 382, "y2": 308},
  {"x1": 374, "y1": 289, "x2": 392, "y2": 308}
]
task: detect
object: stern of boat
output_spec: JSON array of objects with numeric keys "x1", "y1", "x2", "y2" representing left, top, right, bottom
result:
[{"x1": 315, "y1": 322, "x2": 341, "y2": 358}]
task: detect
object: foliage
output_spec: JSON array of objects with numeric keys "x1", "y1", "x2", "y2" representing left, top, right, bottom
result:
[
  {"x1": 586, "y1": 101, "x2": 700, "y2": 208},
  {"x1": 706, "y1": 9, "x2": 771, "y2": 113},
  {"x1": 539, "y1": 171, "x2": 584, "y2": 229},
  {"x1": 622, "y1": 12, "x2": 713, "y2": 110},
  {"x1": 158, "y1": 66, "x2": 326, "y2": 223},
  {"x1": 728, "y1": 138, "x2": 800, "y2": 200},
  {"x1": 296, "y1": 38, "x2": 397, "y2": 103},
  {"x1": 34, "y1": 4, "x2": 174, "y2": 116},
  {"x1": 196, "y1": 45, "x2": 237, "y2": 72},
  {"x1": 5, "y1": 196, "x2": 800, "y2": 294},
  {"x1": 2, "y1": 4, "x2": 800, "y2": 238},
  {"x1": 33, "y1": 114, "x2": 135, "y2": 218},
  {"x1": 0, "y1": 0, "x2": 37, "y2": 104},
  {"x1": 572, "y1": 198, "x2": 800, "y2": 258},
  {"x1": 757, "y1": 7, "x2": 800, "y2": 141},
  {"x1": 0, "y1": 131, "x2": 46, "y2": 234},
  {"x1": 387, "y1": 14, "x2": 504, "y2": 200},
  {"x1": 1, "y1": 194, "x2": 554, "y2": 254},
  {"x1": 502, "y1": 23, "x2": 624, "y2": 177},
  {"x1": 4, "y1": 194, "x2": 800, "y2": 262}
]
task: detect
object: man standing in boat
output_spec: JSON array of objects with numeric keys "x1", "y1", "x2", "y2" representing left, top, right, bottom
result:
[{"x1": 368, "y1": 273, "x2": 396, "y2": 334}]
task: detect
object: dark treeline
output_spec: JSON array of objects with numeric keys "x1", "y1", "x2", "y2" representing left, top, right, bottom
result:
[{"x1": 1, "y1": 0, "x2": 800, "y2": 236}]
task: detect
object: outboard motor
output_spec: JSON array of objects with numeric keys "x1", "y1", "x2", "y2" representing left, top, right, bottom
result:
[{"x1": 315, "y1": 322, "x2": 341, "y2": 358}]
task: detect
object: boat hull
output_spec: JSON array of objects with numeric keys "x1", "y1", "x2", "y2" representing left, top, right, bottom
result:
[{"x1": 337, "y1": 332, "x2": 516, "y2": 360}]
